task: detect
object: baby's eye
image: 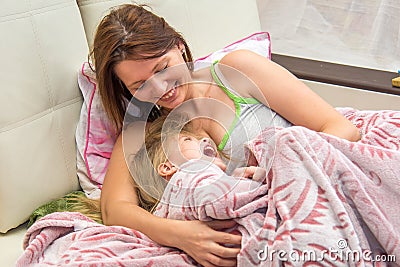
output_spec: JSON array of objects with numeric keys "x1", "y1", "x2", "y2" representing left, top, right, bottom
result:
[{"x1": 183, "y1": 136, "x2": 192, "y2": 141}]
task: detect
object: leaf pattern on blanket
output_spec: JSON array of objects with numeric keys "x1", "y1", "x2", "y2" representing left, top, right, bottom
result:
[
  {"x1": 17, "y1": 108, "x2": 400, "y2": 266},
  {"x1": 17, "y1": 212, "x2": 196, "y2": 267}
]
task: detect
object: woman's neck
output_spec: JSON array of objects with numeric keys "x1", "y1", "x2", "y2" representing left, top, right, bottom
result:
[{"x1": 186, "y1": 67, "x2": 214, "y2": 99}]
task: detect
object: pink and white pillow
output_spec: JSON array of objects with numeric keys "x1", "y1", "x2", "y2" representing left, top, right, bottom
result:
[
  {"x1": 76, "y1": 62, "x2": 119, "y2": 199},
  {"x1": 195, "y1": 32, "x2": 271, "y2": 65},
  {"x1": 75, "y1": 32, "x2": 272, "y2": 198}
]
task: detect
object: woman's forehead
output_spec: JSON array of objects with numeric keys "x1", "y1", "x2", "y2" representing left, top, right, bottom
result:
[{"x1": 114, "y1": 57, "x2": 160, "y2": 78}]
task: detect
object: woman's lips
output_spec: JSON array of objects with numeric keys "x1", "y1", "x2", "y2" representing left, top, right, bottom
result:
[{"x1": 160, "y1": 82, "x2": 178, "y2": 101}]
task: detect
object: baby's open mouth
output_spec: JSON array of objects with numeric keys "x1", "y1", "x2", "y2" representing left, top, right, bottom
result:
[{"x1": 202, "y1": 144, "x2": 217, "y2": 157}]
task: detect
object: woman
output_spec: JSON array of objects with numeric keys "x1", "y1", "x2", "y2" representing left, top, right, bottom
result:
[{"x1": 91, "y1": 4, "x2": 360, "y2": 267}]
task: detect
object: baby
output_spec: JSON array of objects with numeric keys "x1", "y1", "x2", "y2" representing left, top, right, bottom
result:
[{"x1": 130, "y1": 113, "x2": 268, "y2": 215}]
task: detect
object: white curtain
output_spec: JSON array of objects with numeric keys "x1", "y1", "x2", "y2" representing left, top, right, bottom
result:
[{"x1": 257, "y1": 0, "x2": 399, "y2": 72}]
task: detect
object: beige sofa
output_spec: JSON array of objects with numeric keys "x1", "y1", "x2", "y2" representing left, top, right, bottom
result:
[
  {"x1": 0, "y1": 0, "x2": 261, "y2": 265},
  {"x1": 1, "y1": 0, "x2": 399, "y2": 266}
]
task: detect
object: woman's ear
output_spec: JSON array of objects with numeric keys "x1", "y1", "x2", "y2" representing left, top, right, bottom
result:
[
  {"x1": 157, "y1": 161, "x2": 177, "y2": 181},
  {"x1": 177, "y1": 42, "x2": 185, "y2": 53}
]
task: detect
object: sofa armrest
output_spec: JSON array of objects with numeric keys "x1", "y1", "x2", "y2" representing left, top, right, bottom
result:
[{"x1": 0, "y1": 0, "x2": 87, "y2": 233}]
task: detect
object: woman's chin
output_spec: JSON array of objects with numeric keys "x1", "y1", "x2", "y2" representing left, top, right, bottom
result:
[{"x1": 158, "y1": 95, "x2": 184, "y2": 110}]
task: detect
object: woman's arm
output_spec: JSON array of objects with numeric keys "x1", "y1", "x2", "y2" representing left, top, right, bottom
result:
[
  {"x1": 219, "y1": 50, "x2": 361, "y2": 142},
  {"x1": 100, "y1": 122, "x2": 241, "y2": 267}
]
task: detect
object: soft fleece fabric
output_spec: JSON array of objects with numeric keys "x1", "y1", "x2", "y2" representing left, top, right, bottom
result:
[{"x1": 18, "y1": 108, "x2": 400, "y2": 266}]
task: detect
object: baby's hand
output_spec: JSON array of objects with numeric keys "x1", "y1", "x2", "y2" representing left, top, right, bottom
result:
[{"x1": 231, "y1": 166, "x2": 266, "y2": 183}]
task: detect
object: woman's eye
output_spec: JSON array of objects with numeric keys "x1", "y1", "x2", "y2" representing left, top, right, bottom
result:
[
  {"x1": 183, "y1": 136, "x2": 192, "y2": 141},
  {"x1": 131, "y1": 63, "x2": 167, "y2": 92},
  {"x1": 130, "y1": 83, "x2": 144, "y2": 92},
  {"x1": 136, "y1": 83, "x2": 144, "y2": 90},
  {"x1": 156, "y1": 64, "x2": 168, "y2": 74}
]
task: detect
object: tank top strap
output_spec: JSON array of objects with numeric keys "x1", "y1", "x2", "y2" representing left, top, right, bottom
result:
[{"x1": 210, "y1": 60, "x2": 259, "y2": 105}]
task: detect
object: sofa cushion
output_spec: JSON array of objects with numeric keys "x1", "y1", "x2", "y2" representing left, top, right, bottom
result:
[
  {"x1": 77, "y1": 0, "x2": 261, "y2": 58},
  {"x1": 0, "y1": 0, "x2": 88, "y2": 233}
]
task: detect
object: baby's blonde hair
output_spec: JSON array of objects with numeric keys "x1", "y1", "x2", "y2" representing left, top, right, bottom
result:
[{"x1": 130, "y1": 113, "x2": 194, "y2": 212}]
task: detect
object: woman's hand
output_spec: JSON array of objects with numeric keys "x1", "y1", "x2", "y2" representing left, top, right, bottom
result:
[{"x1": 168, "y1": 220, "x2": 241, "y2": 267}]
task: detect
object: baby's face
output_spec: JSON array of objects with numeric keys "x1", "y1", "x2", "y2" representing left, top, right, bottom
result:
[{"x1": 168, "y1": 134, "x2": 226, "y2": 171}]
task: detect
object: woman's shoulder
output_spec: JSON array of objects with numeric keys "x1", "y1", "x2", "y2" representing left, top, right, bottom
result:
[
  {"x1": 216, "y1": 50, "x2": 272, "y2": 97},
  {"x1": 219, "y1": 49, "x2": 268, "y2": 71}
]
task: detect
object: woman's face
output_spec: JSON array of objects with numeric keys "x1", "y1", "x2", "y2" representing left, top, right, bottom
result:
[{"x1": 114, "y1": 46, "x2": 191, "y2": 110}]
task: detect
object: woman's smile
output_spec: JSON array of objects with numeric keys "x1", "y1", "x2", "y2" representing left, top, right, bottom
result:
[
  {"x1": 157, "y1": 81, "x2": 187, "y2": 108},
  {"x1": 160, "y1": 81, "x2": 178, "y2": 101}
]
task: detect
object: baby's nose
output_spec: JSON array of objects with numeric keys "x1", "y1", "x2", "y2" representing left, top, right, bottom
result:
[{"x1": 201, "y1": 138, "x2": 211, "y2": 144}]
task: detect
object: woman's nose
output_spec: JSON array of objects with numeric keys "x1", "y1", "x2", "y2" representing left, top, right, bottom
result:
[
  {"x1": 148, "y1": 78, "x2": 168, "y2": 96},
  {"x1": 133, "y1": 77, "x2": 168, "y2": 102}
]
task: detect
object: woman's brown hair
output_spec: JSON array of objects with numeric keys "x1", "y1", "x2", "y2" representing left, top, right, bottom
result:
[{"x1": 90, "y1": 4, "x2": 194, "y2": 132}]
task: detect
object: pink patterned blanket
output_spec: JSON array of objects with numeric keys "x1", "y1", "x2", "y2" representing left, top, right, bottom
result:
[
  {"x1": 16, "y1": 212, "x2": 195, "y2": 266},
  {"x1": 17, "y1": 108, "x2": 400, "y2": 266}
]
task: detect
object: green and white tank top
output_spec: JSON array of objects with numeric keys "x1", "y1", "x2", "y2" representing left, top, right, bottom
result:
[{"x1": 211, "y1": 61, "x2": 292, "y2": 173}]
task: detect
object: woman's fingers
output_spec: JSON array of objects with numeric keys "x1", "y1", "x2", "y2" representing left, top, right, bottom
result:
[
  {"x1": 173, "y1": 220, "x2": 241, "y2": 266},
  {"x1": 211, "y1": 242, "x2": 241, "y2": 258},
  {"x1": 203, "y1": 251, "x2": 238, "y2": 267},
  {"x1": 205, "y1": 220, "x2": 242, "y2": 246},
  {"x1": 201, "y1": 241, "x2": 240, "y2": 267},
  {"x1": 205, "y1": 219, "x2": 237, "y2": 230}
]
